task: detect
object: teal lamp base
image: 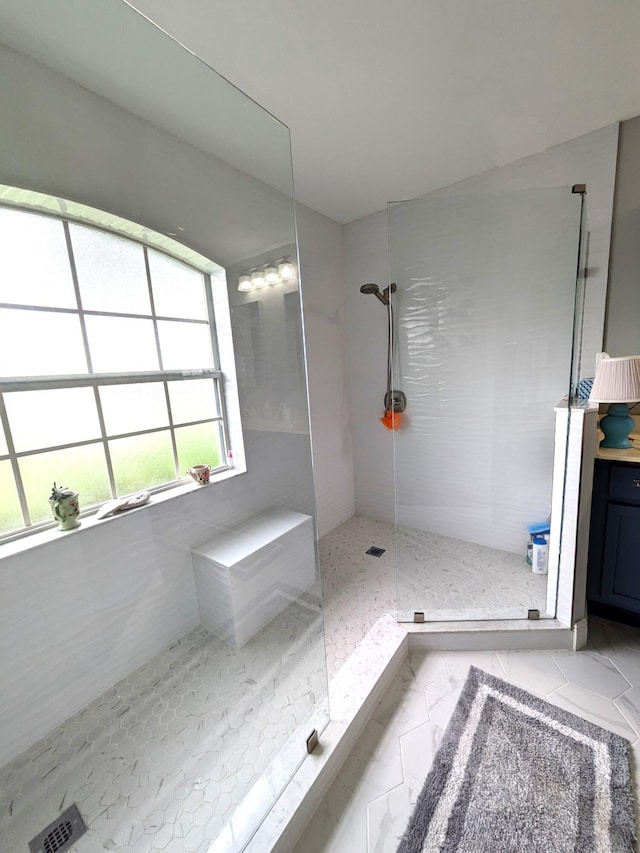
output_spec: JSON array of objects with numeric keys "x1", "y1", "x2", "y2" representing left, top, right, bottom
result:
[{"x1": 599, "y1": 403, "x2": 635, "y2": 448}]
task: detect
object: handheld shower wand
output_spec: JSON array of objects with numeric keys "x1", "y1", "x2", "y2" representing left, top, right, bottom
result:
[
  {"x1": 358, "y1": 282, "x2": 406, "y2": 427},
  {"x1": 360, "y1": 281, "x2": 396, "y2": 305},
  {"x1": 359, "y1": 282, "x2": 396, "y2": 305}
]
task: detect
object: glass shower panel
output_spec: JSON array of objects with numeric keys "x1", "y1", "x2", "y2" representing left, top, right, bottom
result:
[
  {"x1": 388, "y1": 187, "x2": 583, "y2": 622},
  {"x1": 0, "y1": 2, "x2": 328, "y2": 852}
]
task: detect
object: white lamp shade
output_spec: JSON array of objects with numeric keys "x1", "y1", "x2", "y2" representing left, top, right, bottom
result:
[
  {"x1": 278, "y1": 260, "x2": 295, "y2": 281},
  {"x1": 265, "y1": 265, "x2": 279, "y2": 284},
  {"x1": 251, "y1": 270, "x2": 266, "y2": 288},
  {"x1": 589, "y1": 353, "x2": 640, "y2": 403}
]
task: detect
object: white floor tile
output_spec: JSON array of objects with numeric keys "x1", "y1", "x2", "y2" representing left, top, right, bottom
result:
[
  {"x1": 547, "y1": 682, "x2": 638, "y2": 740},
  {"x1": 423, "y1": 673, "x2": 465, "y2": 729},
  {"x1": 291, "y1": 777, "x2": 368, "y2": 853},
  {"x1": 335, "y1": 719, "x2": 404, "y2": 806},
  {"x1": 370, "y1": 661, "x2": 430, "y2": 735},
  {"x1": 610, "y1": 647, "x2": 640, "y2": 687},
  {"x1": 399, "y1": 722, "x2": 443, "y2": 791},
  {"x1": 443, "y1": 650, "x2": 504, "y2": 680},
  {"x1": 405, "y1": 650, "x2": 449, "y2": 688},
  {"x1": 614, "y1": 687, "x2": 640, "y2": 737},
  {"x1": 496, "y1": 650, "x2": 566, "y2": 695},
  {"x1": 366, "y1": 783, "x2": 417, "y2": 853},
  {"x1": 551, "y1": 650, "x2": 631, "y2": 699}
]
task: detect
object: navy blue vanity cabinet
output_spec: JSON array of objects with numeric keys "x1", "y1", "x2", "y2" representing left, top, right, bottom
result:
[{"x1": 587, "y1": 458, "x2": 640, "y2": 622}]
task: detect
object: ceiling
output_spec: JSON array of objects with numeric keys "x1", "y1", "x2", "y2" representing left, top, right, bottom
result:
[
  {"x1": 3, "y1": 0, "x2": 640, "y2": 225},
  {"x1": 125, "y1": 0, "x2": 640, "y2": 224}
]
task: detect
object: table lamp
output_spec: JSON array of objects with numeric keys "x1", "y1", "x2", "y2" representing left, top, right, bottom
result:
[{"x1": 589, "y1": 353, "x2": 640, "y2": 448}]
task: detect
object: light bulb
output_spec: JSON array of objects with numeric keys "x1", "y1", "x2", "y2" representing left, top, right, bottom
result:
[
  {"x1": 251, "y1": 270, "x2": 266, "y2": 288},
  {"x1": 265, "y1": 265, "x2": 279, "y2": 285},
  {"x1": 237, "y1": 274, "x2": 252, "y2": 292},
  {"x1": 278, "y1": 260, "x2": 295, "y2": 281}
]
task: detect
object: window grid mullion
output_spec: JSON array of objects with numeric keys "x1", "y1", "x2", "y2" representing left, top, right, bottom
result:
[
  {"x1": 0, "y1": 303, "x2": 210, "y2": 324},
  {"x1": 9, "y1": 417, "x2": 224, "y2": 460},
  {"x1": 204, "y1": 274, "x2": 221, "y2": 371},
  {"x1": 214, "y1": 376, "x2": 231, "y2": 466},
  {"x1": 92, "y1": 386, "x2": 117, "y2": 498},
  {"x1": 1, "y1": 370, "x2": 221, "y2": 393},
  {"x1": 63, "y1": 220, "x2": 94, "y2": 374},
  {"x1": 0, "y1": 392, "x2": 32, "y2": 527},
  {"x1": 162, "y1": 381, "x2": 180, "y2": 480},
  {"x1": 204, "y1": 277, "x2": 230, "y2": 464},
  {"x1": 143, "y1": 246, "x2": 164, "y2": 372}
]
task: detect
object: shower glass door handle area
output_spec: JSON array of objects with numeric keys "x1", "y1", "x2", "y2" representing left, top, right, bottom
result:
[{"x1": 388, "y1": 187, "x2": 583, "y2": 622}]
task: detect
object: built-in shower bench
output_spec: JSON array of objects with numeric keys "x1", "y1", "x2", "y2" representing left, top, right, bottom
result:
[{"x1": 190, "y1": 509, "x2": 316, "y2": 648}]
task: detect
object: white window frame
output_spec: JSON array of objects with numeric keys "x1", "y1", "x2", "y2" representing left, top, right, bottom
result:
[{"x1": 0, "y1": 198, "x2": 238, "y2": 542}]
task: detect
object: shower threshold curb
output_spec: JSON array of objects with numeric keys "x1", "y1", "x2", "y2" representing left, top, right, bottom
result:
[
  {"x1": 405, "y1": 617, "x2": 578, "y2": 650},
  {"x1": 239, "y1": 614, "x2": 578, "y2": 853}
]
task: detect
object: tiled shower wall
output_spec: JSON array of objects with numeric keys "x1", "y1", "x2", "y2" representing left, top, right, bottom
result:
[{"x1": 344, "y1": 124, "x2": 619, "y2": 527}]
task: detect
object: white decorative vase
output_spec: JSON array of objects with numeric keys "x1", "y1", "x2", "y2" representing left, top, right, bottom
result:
[{"x1": 49, "y1": 491, "x2": 81, "y2": 531}]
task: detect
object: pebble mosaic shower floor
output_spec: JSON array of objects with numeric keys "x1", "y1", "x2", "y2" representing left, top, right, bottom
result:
[
  {"x1": 0, "y1": 515, "x2": 548, "y2": 852},
  {"x1": 0, "y1": 600, "x2": 326, "y2": 853}
]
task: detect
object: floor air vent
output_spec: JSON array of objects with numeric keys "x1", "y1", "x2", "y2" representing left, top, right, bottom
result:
[
  {"x1": 29, "y1": 804, "x2": 87, "y2": 853},
  {"x1": 365, "y1": 546, "x2": 385, "y2": 557}
]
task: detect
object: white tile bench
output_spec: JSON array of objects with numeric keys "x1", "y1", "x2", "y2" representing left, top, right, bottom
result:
[{"x1": 190, "y1": 509, "x2": 316, "y2": 648}]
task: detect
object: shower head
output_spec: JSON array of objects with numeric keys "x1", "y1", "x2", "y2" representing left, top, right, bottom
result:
[{"x1": 360, "y1": 282, "x2": 389, "y2": 305}]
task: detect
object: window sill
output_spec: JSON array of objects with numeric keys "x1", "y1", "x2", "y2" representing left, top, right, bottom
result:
[{"x1": 0, "y1": 466, "x2": 245, "y2": 562}]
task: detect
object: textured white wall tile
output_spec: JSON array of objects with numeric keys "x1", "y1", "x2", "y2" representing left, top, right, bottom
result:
[
  {"x1": 344, "y1": 210, "x2": 396, "y2": 522},
  {"x1": 0, "y1": 437, "x2": 323, "y2": 766},
  {"x1": 343, "y1": 125, "x2": 618, "y2": 555},
  {"x1": 296, "y1": 204, "x2": 355, "y2": 537},
  {"x1": 0, "y1": 513, "x2": 199, "y2": 766}
]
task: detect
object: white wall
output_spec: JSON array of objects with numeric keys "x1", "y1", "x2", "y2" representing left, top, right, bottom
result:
[
  {"x1": 605, "y1": 114, "x2": 640, "y2": 356},
  {"x1": 0, "y1": 43, "x2": 295, "y2": 269},
  {"x1": 297, "y1": 206, "x2": 354, "y2": 536},
  {"x1": 345, "y1": 125, "x2": 619, "y2": 529},
  {"x1": 344, "y1": 210, "x2": 394, "y2": 522}
]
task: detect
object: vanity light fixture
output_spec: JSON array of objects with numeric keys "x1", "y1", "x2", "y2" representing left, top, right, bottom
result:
[{"x1": 237, "y1": 259, "x2": 297, "y2": 292}]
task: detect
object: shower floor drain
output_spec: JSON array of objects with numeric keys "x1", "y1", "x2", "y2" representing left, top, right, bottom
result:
[
  {"x1": 365, "y1": 546, "x2": 386, "y2": 557},
  {"x1": 29, "y1": 803, "x2": 86, "y2": 853}
]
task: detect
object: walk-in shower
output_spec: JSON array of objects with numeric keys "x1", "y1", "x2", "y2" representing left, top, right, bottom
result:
[{"x1": 387, "y1": 184, "x2": 586, "y2": 624}]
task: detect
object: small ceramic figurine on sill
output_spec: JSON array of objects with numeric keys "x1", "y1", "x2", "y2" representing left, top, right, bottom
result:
[
  {"x1": 187, "y1": 464, "x2": 212, "y2": 485},
  {"x1": 49, "y1": 482, "x2": 80, "y2": 531}
]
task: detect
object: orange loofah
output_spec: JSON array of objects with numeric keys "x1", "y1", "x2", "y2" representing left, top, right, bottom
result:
[{"x1": 380, "y1": 409, "x2": 402, "y2": 430}]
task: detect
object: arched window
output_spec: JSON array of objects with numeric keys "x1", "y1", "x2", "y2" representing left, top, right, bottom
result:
[{"x1": 0, "y1": 201, "x2": 233, "y2": 539}]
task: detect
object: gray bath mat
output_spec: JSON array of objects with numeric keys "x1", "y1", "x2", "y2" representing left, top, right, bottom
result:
[{"x1": 398, "y1": 666, "x2": 637, "y2": 852}]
